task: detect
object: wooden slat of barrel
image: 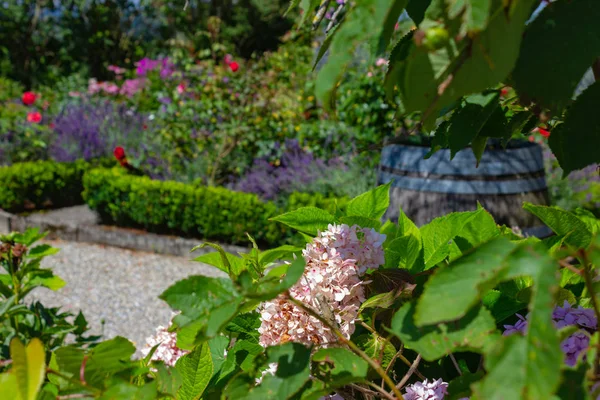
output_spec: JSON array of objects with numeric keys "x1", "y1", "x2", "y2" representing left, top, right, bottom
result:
[{"x1": 378, "y1": 143, "x2": 552, "y2": 237}]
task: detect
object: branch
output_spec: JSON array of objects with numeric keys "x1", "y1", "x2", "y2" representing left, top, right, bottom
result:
[
  {"x1": 395, "y1": 354, "x2": 422, "y2": 390},
  {"x1": 287, "y1": 293, "x2": 404, "y2": 400}
]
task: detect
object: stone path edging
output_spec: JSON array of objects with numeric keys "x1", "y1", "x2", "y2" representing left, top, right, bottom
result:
[{"x1": 0, "y1": 206, "x2": 248, "y2": 257}]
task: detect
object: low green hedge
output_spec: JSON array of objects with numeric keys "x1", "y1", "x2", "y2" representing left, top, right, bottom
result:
[
  {"x1": 0, "y1": 159, "x2": 114, "y2": 213},
  {"x1": 83, "y1": 168, "x2": 347, "y2": 246}
]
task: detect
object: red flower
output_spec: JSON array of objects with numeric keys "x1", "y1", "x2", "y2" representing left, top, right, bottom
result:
[
  {"x1": 538, "y1": 128, "x2": 550, "y2": 138},
  {"x1": 113, "y1": 146, "x2": 126, "y2": 161},
  {"x1": 228, "y1": 61, "x2": 239, "y2": 72},
  {"x1": 22, "y1": 92, "x2": 37, "y2": 106},
  {"x1": 49, "y1": 122, "x2": 55, "y2": 129},
  {"x1": 500, "y1": 87, "x2": 509, "y2": 97},
  {"x1": 27, "y1": 111, "x2": 42, "y2": 123}
]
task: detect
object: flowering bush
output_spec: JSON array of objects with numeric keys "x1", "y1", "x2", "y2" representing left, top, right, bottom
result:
[{"x1": 5, "y1": 184, "x2": 599, "y2": 399}]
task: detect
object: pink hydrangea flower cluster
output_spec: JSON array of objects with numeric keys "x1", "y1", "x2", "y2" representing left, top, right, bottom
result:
[
  {"x1": 88, "y1": 78, "x2": 120, "y2": 95},
  {"x1": 142, "y1": 323, "x2": 188, "y2": 367},
  {"x1": 503, "y1": 301, "x2": 597, "y2": 366},
  {"x1": 258, "y1": 224, "x2": 386, "y2": 348},
  {"x1": 403, "y1": 379, "x2": 449, "y2": 400}
]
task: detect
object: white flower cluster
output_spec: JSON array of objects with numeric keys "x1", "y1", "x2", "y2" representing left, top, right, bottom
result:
[
  {"x1": 258, "y1": 224, "x2": 385, "y2": 348},
  {"x1": 141, "y1": 323, "x2": 188, "y2": 366}
]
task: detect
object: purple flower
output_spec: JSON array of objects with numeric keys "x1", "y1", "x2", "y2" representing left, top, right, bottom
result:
[
  {"x1": 403, "y1": 379, "x2": 448, "y2": 400},
  {"x1": 136, "y1": 58, "x2": 160, "y2": 76},
  {"x1": 503, "y1": 301, "x2": 597, "y2": 366}
]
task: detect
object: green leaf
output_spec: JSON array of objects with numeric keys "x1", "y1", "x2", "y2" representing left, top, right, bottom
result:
[
  {"x1": 512, "y1": 0, "x2": 600, "y2": 112},
  {"x1": 420, "y1": 209, "x2": 485, "y2": 269},
  {"x1": 392, "y1": 0, "x2": 535, "y2": 128},
  {"x1": 377, "y1": 0, "x2": 410, "y2": 54},
  {"x1": 406, "y1": 0, "x2": 431, "y2": 25},
  {"x1": 316, "y1": 0, "x2": 404, "y2": 108},
  {"x1": 555, "y1": 364, "x2": 591, "y2": 400},
  {"x1": 482, "y1": 290, "x2": 526, "y2": 323},
  {"x1": 28, "y1": 272, "x2": 65, "y2": 291},
  {"x1": 416, "y1": 236, "x2": 516, "y2": 325},
  {"x1": 225, "y1": 343, "x2": 311, "y2": 400},
  {"x1": 10, "y1": 338, "x2": 46, "y2": 400},
  {"x1": 176, "y1": 343, "x2": 213, "y2": 400},
  {"x1": 338, "y1": 216, "x2": 381, "y2": 230},
  {"x1": 354, "y1": 333, "x2": 396, "y2": 371},
  {"x1": 26, "y1": 244, "x2": 59, "y2": 259},
  {"x1": 225, "y1": 312, "x2": 261, "y2": 340},
  {"x1": 549, "y1": 81, "x2": 600, "y2": 175},
  {"x1": 0, "y1": 373, "x2": 20, "y2": 400},
  {"x1": 312, "y1": 347, "x2": 368, "y2": 385},
  {"x1": 54, "y1": 337, "x2": 135, "y2": 388},
  {"x1": 313, "y1": 22, "x2": 342, "y2": 70},
  {"x1": 99, "y1": 382, "x2": 158, "y2": 400},
  {"x1": 258, "y1": 245, "x2": 302, "y2": 266},
  {"x1": 472, "y1": 243, "x2": 562, "y2": 400},
  {"x1": 447, "y1": 0, "x2": 492, "y2": 35},
  {"x1": 193, "y1": 250, "x2": 245, "y2": 276},
  {"x1": 397, "y1": 207, "x2": 420, "y2": 238},
  {"x1": 384, "y1": 31, "x2": 414, "y2": 102},
  {"x1": 345, "y1": 182, "x2": 392, "y2": 220},
  {"x1": 270, "y1": 207, "x2": 336, "y2": 236},
  {"x1": 245, "y1": 257, "x2": 305, "y2": 301},
  {"x1": 390, "y1": 302, "x2": 498, "y2": 361},
  {"x1": 442, "y1": 91, "x2": 500, "y2": 158},
  {"x1": 523, "y1": 203, "x2": 593, "y2": 248},
  {"x1": 160, "y1": 277, "x2": 242, "y2": 345},
  {"x1": 384, "y1": 235, "x2": 422, "y2": 271},
  {"x1": 471, "y1": 135, "x2": 488, "y2": 166}
]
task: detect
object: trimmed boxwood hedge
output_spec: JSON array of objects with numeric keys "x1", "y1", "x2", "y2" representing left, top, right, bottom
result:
[
  {"x1": 0, "y1": 159, "x2": 114, "y2": 213},
  {"x1": 83, "y1": 168, "x2": 348, "y2": 246}
]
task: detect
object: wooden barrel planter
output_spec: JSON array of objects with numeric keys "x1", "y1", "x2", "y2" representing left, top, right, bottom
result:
[{"x1": 377, "y1": 141, "x2": 552, "y2": 237}]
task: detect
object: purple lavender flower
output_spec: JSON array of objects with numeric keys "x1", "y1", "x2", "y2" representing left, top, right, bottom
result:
[{"x1": 503, "y1": 301, "x2": 597, "y2": 366}]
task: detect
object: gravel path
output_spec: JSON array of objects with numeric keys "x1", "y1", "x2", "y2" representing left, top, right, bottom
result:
[{"x1": 33, "y1": 240, "x2": 226, "y2": 352}]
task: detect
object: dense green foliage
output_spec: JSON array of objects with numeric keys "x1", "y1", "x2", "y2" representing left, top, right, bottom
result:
[
  {"x1": 0, "y1": 0, "x2": 294, "y2": 87},
  {"x1": 2, "y1": 185, "x2": 599, "y2": 399},
  {"x1": 0, "y1": 159, "x2": 110, "y2": 213},
  {"x1": 82, "y1": 167, "x2": 347, "y2": 246}
]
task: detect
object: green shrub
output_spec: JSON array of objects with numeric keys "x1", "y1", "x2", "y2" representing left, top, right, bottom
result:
[
  {"x1": 0, "y1": 159, "x2": 114, "y2": 213},
  {"x1": 83, "y1": 168, "x2": 347, "y2": 247}
]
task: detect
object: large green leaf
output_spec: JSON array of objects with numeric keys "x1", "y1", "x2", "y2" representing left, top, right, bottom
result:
[
  {"x1": 258, "y1": 245, "x2": 303, "y2": 266},
  {"x1": 0, "y1": 373, "x2": 19, "y2": 400},
  {"x1": 390, "y1": 302, "x2": 498, "y2": 361},
  {"x1": 176, "y1": 343, "x2": 213, "y2": 400},
  {"x1": 312, "y1": 347, "x2": 368, "y2": 386},
  {"x1": 548, "y1": 81, "x2": 600, "y2": 175},
  {"x1": 523, "y1": 203, "x2": 593, "y2": 248},
  {"x1": 54, "y1": 337, "x2": 135, "y2": 388},
  {"x1": 315, "y1": 0, "x2": 407, "y2": 108},
  {"x1": 193, "y1": 250, "x2": 245, "y2": 276},
  {"x1": 390, "y1": 0, "x2": 536, "y2": 128},
  {"x1": 431, "y1": 91, "x2": 500, "y2": 158},
  {"x1": 406, "y1": 0, "x2": 431, "y2": 25},
  {"x1": 99, "y1": 382, "x2": 158, "y2": 400},
  {"x1": 447, "y1": 0, "x2": 492, "y2": 35},
  {"x1": 415, "y1": 236, "x2": 516, "y2": 325},
  {"x1": 244, "y1": 257, "x2": 306, "y2": 301},
  {"x1": 471, "y1": 243, "x2": 562, "y2": 399},
  {"x1": 160, "y1": 276, "x2": 243, "y2": 345},
  {"x1": 420, "y1": 209, "x2": 486, "y2": 269},
  {"x1": 10, "y1": 338, "x2": 46, "y2": 400},
  {"x1": 512, "y1": 0, "x2": 600, "y2": 112},
  {"x1": 270, "y1": 207, "x2": 336, "y2": 236},
  {"x1": 345, "y1": 182, "x2": 392, "y2": 220}
]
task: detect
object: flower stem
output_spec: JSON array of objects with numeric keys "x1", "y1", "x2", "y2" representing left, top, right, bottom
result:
[{"x1": 288, "y1": 293, "x2": 404, "y2": 399}]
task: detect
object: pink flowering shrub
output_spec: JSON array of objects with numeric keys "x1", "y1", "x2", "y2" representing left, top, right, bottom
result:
[
  {"x1": 258, "y1": 224, "x2": 385, "y2": 348},
  {"x1": 142, "y1": 322, "x2": 188, "y2": 366}
]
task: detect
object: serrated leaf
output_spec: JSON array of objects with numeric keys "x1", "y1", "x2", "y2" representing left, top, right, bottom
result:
[
  {"x1": 482, "y1": 290, "x2": 526, "y2": 323},
  {"x1": 523, "y1": 203, "x2": 593, "y2": 248},
  {"x1": 338, "y1": 216, "x2": 381, "y2": 230},
  {"x1": 193, "y1": 250, "x2": 245, "y2": 276},
  {"x1": 271, "y1": 207, "x2": 336, "y2": 236},
  {"x1": 420, "y1": 209, "x2": 485, "y2": 269},
  {"x1": 512, "y1": 0, "x2": 600, "y2": 112},
  {"x1": 176, "y1": 343, "x2": 213, "y2": 400},
  {"x1": 354, "y1": 333, "x2": 396, "y2": 371},
  {"x1": 312, "y1": 347, "x2": 368, "y2": 385},
  {"x1": 10, "y1": 338, "x2": 46, "y2": 400},
  {"x1": 549, "y1": 81, "x2": 600, "y2": 175},
  {"x1": 345, "y1": 182, "x2": 392, "y2": 220},
  {"x1": 160, "y1": 276, "x2": 243, "y2": 345},
  {"x1": 245, "y1": 257, "x2": 305, "y2": 301},
  {"x1": 416, "y1": 236, "x2": 516, "y2": 325},
  {"x1": 377, "y1": 0, "x2": 410, "y2": 54},
  {"x1": 384, "y1": 31, "x2": 415, "y2": 102},
  {"x1": 26, "y1": 244, "x2": 59, "y2": 259},
  {"x1": 472, "y1": 243, "x2": 561, "y2": 400},
  {"x1": 390, "y1": 302, "x2": 498, "y2": 361}
]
